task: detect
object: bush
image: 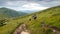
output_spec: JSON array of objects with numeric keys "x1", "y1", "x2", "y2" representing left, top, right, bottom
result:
[{"x1": 46, "y1": 29, "x2": 52, "y2": 34}]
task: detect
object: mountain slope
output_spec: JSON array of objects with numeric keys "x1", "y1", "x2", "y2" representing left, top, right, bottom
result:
[
  {"x1": 0, "y1": 7, "x2": 27, "y2": 18},
  {"x1": 0, "y1": 6, "x2": 60, "y2": 34},
  {"x1": 14, "y1": 6, "x2": 60, "y2": 34}
]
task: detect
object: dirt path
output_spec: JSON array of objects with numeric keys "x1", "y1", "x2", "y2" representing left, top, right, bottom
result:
[
  {"x1": 41, "y1": 23, "x2": 60, "y2": 34},
  {"x1": 50, "y1": 26, "x2": 60, "y2": 34},
  {"x1": 13, "y1": 23, "x2": 30, "y2": 34}
]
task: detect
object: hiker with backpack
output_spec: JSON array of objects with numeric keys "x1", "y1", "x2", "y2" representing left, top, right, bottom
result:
[{"x1": 33, "y1": 14, "x2": 37, "y2": 20}]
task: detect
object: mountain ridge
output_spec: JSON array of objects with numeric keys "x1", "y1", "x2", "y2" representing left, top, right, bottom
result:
[{"x1": 0, "y1": 7, "x2": 27, "y2": 18}]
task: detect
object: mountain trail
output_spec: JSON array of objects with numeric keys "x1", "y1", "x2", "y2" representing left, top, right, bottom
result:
[{"x1": 13, "y1": 23, "x2": 30, "y2": 34}]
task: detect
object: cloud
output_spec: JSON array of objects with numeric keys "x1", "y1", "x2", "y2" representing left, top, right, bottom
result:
[
  {"x1": 22, "y1": 3, "x2": 48, "y2": 10},
  {"x1": 38, "y1": 1, "x2": 60, "y2": 7},
  {"x1": 0, "y1": 0, "x2": 60, "y2": 11},
  {"x1": 5, "y1": 3, "x2": 48, "y2": 11}
]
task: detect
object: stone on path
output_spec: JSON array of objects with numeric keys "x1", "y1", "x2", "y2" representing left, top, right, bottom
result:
[{"x1": 21, "y1": 31, "x2": 30, "y2": 34}]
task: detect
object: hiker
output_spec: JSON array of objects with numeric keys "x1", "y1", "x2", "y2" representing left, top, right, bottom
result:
[
  {"x1": 29, "y1": 18, "x2": 31, "y2": 21},
  {"x1": 33, "y1": 14, "x2": 37, "y2": 20}
]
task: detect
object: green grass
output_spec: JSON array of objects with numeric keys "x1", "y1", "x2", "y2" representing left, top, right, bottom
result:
[{"x1": 0, "y1": 6, "x2": 60, "y2": 34}]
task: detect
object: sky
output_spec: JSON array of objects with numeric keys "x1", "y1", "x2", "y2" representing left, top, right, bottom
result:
[{"x1": 0, "y1": 0, "x2": 60, "y2": 12}]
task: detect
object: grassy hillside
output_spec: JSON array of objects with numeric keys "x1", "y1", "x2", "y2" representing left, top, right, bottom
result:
[
  {"x1": 0, "y1": 6, "x2": 60, "y2": 34},
  {"x1": 16, "y1": 6, "x2": 60, "y2": 34},
  {"x1": 0, "y1": 7, "x2": 27, "y2": 18}
]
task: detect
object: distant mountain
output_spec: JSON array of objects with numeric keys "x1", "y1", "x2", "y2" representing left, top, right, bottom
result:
[
  {"x1": 18, "y1": 12, "x2": 27, "y2": 15},
  {"x1": 0, "y1": 7, "x2": 27, "y2": 18},
  {"x1": 20, "y1": 10, "x2": 37, "y2": 13}
]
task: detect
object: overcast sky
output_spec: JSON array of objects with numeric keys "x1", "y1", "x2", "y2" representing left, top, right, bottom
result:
[{"x1": 0, "y1": 0, "x2": 60, "y2": 12}]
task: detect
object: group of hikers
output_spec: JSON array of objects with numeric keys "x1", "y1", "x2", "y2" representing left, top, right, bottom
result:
[{"x1": 29, "y1": 14, "x2": 37, "y2": 21}]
